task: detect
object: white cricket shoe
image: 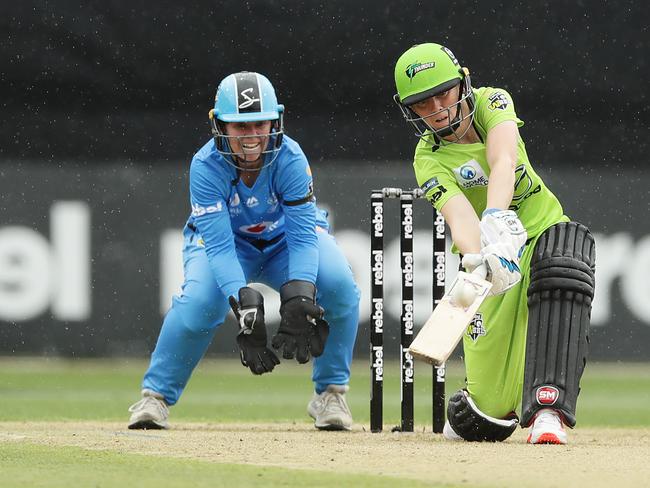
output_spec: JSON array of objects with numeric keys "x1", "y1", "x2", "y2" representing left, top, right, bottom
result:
[
  {"x1": 307, "y1": 385, "x2": 353, "y2": 431},
  {"x1": 442, "y1": 420, "x2": 464, "y2": 441},
  {"x1": 527, "y1": 409, "x2": 567, "y2": 445},
  {"x1": 128, "y1": 389, "x2": 169, "y2": 430}
]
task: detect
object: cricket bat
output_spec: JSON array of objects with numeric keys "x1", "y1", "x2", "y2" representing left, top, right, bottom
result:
[{"x1": 409, "y1": 265, "x2": 492, "y2": 366}]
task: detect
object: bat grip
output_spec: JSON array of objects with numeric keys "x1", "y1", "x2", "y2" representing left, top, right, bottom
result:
[{"x1": 473, "y1": 263, "x2": 488, "y2": 280}]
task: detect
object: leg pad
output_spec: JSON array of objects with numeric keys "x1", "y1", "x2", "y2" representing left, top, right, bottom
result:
[{"x1": 522, "y1": 221, "x2": 596, "y2": 427}]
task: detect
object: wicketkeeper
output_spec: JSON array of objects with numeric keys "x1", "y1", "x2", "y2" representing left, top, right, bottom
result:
[
  {"x1": 393, "y1": 43, "x2": 596, "y2": 444},
  {"x1": 128, "y1": 72, "x2": 360, "y2": 431}
]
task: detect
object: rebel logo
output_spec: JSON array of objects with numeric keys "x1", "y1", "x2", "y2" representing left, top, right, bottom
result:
[{"x1": 536, "y1": 386, "x2": 559, "y2": 405}]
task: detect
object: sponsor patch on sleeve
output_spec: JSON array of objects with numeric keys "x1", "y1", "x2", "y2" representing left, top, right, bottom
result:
[
  {"x1": 429, "y1": 185, "x2": 447, "y2": 204},
  {"x1": 420, "y1": 176, "x2": 440, "y2": 193}
]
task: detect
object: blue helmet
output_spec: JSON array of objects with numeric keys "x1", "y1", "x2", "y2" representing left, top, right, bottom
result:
[
  {"x1": 213, "y1": 72, "x2": 284, "y2": 122},
  {"x1": 209, "y1": 72, "x2": 285, "y2": 170}
]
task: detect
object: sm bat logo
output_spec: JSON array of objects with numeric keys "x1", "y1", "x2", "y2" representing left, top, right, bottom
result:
[{"x1": 536, "y1": 386, "x2": 559, "y2": 405}]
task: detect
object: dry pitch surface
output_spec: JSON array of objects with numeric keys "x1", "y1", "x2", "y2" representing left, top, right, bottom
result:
[{"x1": 1, "y1": 421, "x2": 647, "y2": 487}]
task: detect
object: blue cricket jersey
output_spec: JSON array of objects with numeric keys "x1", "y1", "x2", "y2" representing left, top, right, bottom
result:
[{"x1": 187, "y1": 135, "x2": 328, "y2": 300}]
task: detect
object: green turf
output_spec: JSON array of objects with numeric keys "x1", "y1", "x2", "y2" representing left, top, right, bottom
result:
[
  {"x1": 0, "y1": 358, "x2": 648, "y2": 427},
  {"x1": 0, "y1": 443, "x2": 440, "y2": 488},
  {"x1": 0, "y1": 358, "x2": 647, "y2": 488}
]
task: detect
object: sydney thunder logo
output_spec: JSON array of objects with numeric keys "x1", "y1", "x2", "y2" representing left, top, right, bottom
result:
[{"x1": 405, "y1": 61, "x2": 436, "y2": 80}]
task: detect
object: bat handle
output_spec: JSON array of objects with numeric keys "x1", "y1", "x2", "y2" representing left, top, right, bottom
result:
[{"x1": 473, "y1": 263, "x2": 488, "y2": 280}]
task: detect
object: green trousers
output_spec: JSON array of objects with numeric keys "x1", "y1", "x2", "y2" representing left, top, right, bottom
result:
[{"x1": 462, "y1": 234, "x2": 540, "y2": 419}]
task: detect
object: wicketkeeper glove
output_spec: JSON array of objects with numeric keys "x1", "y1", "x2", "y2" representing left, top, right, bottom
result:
[
  {"x1": 271, "y1": 280, "x2": 329, "y2": 364},
  {"x1": 229, "y1": 287, "x2": 280, "y2": 375}
]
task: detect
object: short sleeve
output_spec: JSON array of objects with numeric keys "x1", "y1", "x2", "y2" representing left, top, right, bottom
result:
[
  {"x1": 414, "y1": 156, "x2": 462, "y2": 212},
  {"x1": 475, "y1": 87, "x2": 524, "y2": 132}
]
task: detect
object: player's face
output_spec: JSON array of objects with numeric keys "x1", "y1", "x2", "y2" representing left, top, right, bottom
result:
[
  {"x1": 409, "y1": 85, "x2": 461, "y2": 132},
  {"x1": 224, "y1": 120, "x2": 273, "y2": 168}
]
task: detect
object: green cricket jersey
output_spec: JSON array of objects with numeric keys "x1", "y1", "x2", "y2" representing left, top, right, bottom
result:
[
  {"x1": 412, "y1": 87, "x2": 570, "y2": 417},
  {"x1": 413, "y1": 87, "x2": 567, "y2": 241}
]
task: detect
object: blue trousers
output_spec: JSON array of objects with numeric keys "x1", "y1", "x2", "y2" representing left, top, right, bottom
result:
[{"x1": 142, "y1": 227, "x2": 360, "y2": 405}]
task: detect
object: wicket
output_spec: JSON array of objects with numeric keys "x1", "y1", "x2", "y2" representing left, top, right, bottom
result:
[{"x1": 370, "y1": 187, "x2": 447, "y2": 433}]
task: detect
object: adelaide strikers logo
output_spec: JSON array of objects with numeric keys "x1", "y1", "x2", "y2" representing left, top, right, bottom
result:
[
  {"x1": 405, "y1": 61, "x2": 436, "y2": 80},
  {"x1": 238, "y1": 88, "x2": 260, "y2": 109}
]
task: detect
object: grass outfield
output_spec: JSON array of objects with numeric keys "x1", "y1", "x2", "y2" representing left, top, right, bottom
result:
[
  {"x1": 0, "y1": 358, "x2": 648, "y2": 427},
  {"x1": 1, "y1": 358, "x2": 649, "y2": 488}
]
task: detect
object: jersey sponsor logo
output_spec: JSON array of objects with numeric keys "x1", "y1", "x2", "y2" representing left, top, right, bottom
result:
[
  {"x1": 467, "y1": 312, "x2": 486, "y2": 342},
  {"x1": 229, "y1": 193, "x2": 242, "y2": 216},
  {"x1": 191, "y1": 201, "x2": 223, "y2": 217},
  {"x1": 460, "y1": 165, "x2": 476, "y2": 179},
  {"x1": 420, "y1": 176, "x2": 440, "y2": 193},
  {"x1": 488, "y1": 91, "x2": 509, "y2": 111},
  {"x1": 453, "y1": 160, "x2": 489, "y2": 189},
  {"x1": 266, "y1": 194, "x2": 278, "y2": 205},
  {"x1": 240, "y1": 221, "x2": 274, "y2": 234},
  {"x1": 509, "y1": 164, "x2": 541, "y2": 211},
  {"x1": 441, "y1": 46, "x2": 459, "y2": 66},
  {"x1": 245, "y1": 196, "x2": 259, "y2": 208},
  {"x1": 536, "y1": 386, "x2": 560, "y2": 406},
  {"x1": 405, "y1": 61, "x2": 436, "y2": 80},
  {"x1": 429, "y1": 185, "x2": 447, "y2": 204}
]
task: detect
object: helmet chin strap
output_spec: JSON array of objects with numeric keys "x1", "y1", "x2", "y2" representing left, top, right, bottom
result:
[{"x1": 233, "y1": 154, "x2": 264, "y2": 172}]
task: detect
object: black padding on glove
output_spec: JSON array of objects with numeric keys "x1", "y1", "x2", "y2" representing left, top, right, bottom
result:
[
  {"x1": 271, "y1": 280, "x2": 329, "y2": 364},
  {"x1": 229, "y1": 287, "x2": 280, "y2": 375}
]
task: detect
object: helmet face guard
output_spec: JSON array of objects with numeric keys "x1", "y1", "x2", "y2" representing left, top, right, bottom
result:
[
  {"x1": 394, "y1": 74, "x2": 475, "y2": 145},
  {"x1": 209, "y1": 110, "x2": 284, "y2": 171},
  {"x1": 210, "y1": 72, "x2": 285, "y2": 171},
  {"x1": 394, "y1": 43, "x2": 475, "y2": 146}
]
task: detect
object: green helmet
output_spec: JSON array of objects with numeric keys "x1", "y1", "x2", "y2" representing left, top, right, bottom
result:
[{"x1": 393, "y1": 43, "x2": 475, "y2": 142}]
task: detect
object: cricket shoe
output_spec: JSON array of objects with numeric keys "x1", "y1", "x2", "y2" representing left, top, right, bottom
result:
[
  {"x1": 527, "y1": 409, "x2": 567, "y2": 445},
  {"x1": 307, "y1": 385, "x2": 353, "y2": 431},
  {"x1": 442, "y1": 420, "x2": 464, "y2": 441},
  {"x1": 128, "y1": 389, "x2": 169, "y2": 430}
]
